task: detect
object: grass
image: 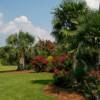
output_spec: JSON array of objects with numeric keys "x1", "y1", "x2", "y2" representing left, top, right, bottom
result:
[
  {"x1": 0, "y1": 66, "x2": 55, "y2": 100},
  {"x1": 0, "y1": 65, "x2": 17, "y2": 71}
]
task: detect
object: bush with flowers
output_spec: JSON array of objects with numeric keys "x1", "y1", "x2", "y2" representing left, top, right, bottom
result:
[
  {"x1": 46, "y1": 54, "x2": 69, "y2": 72},
  {"x1": 31, "y1": 55, "x2": 48, "y2": 72},
  {"x1": 52, "y1": 51, "x2": 100, "y2": 99},
  {"x1": 51, "y1": 54, "x2": 73, "y2": 87},
  {"x1": 41, "y1": 53, "x2": 73, "y2": 87},
  {"x1": 46, "y1": 56, "x2": 54, "y2": 72}
]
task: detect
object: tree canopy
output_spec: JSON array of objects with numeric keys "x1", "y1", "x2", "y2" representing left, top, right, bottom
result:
[{"x1": 6, "y1": 31, "x2": 35, "y2": 70}]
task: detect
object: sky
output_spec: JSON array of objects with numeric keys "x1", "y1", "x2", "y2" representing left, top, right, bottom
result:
[{"x1": 0, "y1": 0, "x2": 100, "y2": 46}]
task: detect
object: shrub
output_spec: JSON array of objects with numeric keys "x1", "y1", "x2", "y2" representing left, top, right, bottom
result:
[
  {"x1": 52, "y1": 52, "x2": 99, "y2": 99},
  {"x1": 46, "y1": 56, "x2": 54, "y2": 72},
  {"x1": 31, "y1": 55, "x2": 48, "y2": 72},
  {"x1": 52, "y1": 54, "x2": 68, "y2": 70}
]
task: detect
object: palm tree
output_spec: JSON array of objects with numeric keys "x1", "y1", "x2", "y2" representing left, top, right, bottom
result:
[
  {"x1": 52, "y1": 0, "x2": 88, "y2": 43},
  {"x1": 51, "y1": 1, "x2": 100, "y2": 98},
  {"x1": 52, "y1": 0, "x2": 100, "y2": 74},
  {"x1": 7, "y1": 31, "x2": 35, "y2": 70}
]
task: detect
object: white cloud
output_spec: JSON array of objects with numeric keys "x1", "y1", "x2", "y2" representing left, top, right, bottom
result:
[
  {"x1": 14, "y1": 16, "x2": 31, "y2": 23},
  {"x1": 85, "y1": 0, "x2": 100, "y2": 9},
  {"x1": 0, "y1": 15, "x2": 55, "y2": 46}
]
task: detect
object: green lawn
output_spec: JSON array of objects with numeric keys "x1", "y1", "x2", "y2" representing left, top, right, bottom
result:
[
  {"x1": 0, "y1": 65, "x2": 17, "y2": 71},
  {"x1": 0, "y1": 66, "x2": 55, "y2": 100}
]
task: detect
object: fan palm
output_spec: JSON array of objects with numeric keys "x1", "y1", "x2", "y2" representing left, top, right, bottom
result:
[
  {"x1": 52, "y1": 0, "x2": 88, "y2": 43},
  {"x1": 52, "y1": 0, "x2": 100, "y2": 76},
  {"x1": 7, "y1": 31, "x2": 35, "y2": 70}
]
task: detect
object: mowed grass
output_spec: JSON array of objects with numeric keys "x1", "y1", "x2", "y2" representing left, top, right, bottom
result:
[
  {"x1": 0, "y1": 65, "x2": 17, "y2": 71},
  {"x1": 0, "y1": 66, "x2": 55, "y2": 100}
]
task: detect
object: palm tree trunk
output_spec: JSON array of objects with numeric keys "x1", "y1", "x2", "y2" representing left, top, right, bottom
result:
[
  {"x1": 20, "y1": 55, "x2": 25, "y2": 70},
  {"x1": 17, "y1": 50, "x2": 25, "y2": 70}
]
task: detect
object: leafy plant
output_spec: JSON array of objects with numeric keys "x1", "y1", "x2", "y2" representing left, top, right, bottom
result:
[
  {"x1": 31, "y1": 55, "x2": 48, "y2": 72},
  {"x1": 7, "y1": 31, "x2": 34, "y2": 70}
]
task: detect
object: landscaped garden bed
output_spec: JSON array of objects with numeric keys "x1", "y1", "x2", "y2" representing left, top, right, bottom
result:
[{"x1": 44, "y1": 84, "x2": 85, "y2": 100}]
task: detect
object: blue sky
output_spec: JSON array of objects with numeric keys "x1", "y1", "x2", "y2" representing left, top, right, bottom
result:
[
  {"x1": 0, "y1": 0, "x2": 100, "y2": 46},
  {"x1": 0, "y1": 0, "x2": 61, "y2": 30},
  {"x1": 0, "y1": 0, "x2": 61, "y2": 46}
]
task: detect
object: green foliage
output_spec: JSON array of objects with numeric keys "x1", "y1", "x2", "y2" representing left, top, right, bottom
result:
[
  {"x1": 52, "y1": 0, "x2": 88, "y2": 42},
  {"x1": 53, "y1": 73, "x2": 67, "y2": 86},
  {"x1": 34, "y1": 40, "x2": 55, "y2": 56},
  {"x1": 0, "y1": 46, "x2": 18, "y2": 65},
  {"x1": 76, "y1": 47, "x2": 99, "y2": 70},
  {"x1": 6, "y1": 31, "x2": 34, "y2": 70},
  {"x1": 31, "y1": 56, "x2": 48, "y2": 72},
  {"x1": 7, "y1": 31, "x2": 34, "y2": 48},
  {"x1": 52, "y1": 0, "x2": 100, "y2": 99}
]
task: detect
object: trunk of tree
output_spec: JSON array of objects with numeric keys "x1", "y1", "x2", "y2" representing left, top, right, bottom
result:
[{"x1": 17, "y1": 50, "x2": 25, "y2": 70}]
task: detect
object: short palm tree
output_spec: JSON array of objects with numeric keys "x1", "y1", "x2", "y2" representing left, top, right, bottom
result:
[{"x1": 7, "y1": 31, "x2": 35, "y2": 70}]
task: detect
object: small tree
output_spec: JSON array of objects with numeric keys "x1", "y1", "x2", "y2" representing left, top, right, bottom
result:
[{"x1": 7, "y1": 31, "x2": 34, "y2": 70}]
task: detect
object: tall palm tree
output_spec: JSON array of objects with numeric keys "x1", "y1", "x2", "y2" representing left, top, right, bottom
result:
[
  {"x1": 52, "y1": 0, "x2": 100, "y2": 72},
  {"x1": 52, "y1": 0, "x2": 88, "y2": 43},
  {"x1": 7, "y1": 31, "x2": 35, "y2": 70}
]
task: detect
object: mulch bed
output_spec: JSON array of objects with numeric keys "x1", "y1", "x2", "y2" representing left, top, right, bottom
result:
[{"x1": 44, "y1": 84, "x2": 85, "y2": 100}]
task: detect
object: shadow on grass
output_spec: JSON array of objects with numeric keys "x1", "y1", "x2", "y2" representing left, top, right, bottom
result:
[
  {"x1": 31, "y1": 79, "x2": 52, "y2": 85},
  {"x1": 0, "y1": 70, "x2": 17, "y2": 73}
]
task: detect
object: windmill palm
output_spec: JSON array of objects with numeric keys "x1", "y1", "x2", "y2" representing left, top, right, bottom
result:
[
  {"x1": 67, "y1": 10, "x2": 100, "y2": 73},
  {"x1": 52, "y1": 0, "x2": 88, "y2": 43}
]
